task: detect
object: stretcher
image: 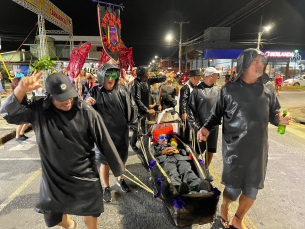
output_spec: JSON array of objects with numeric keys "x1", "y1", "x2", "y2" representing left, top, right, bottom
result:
[{"x1": 127, "y1": 109, "x2": 220, "y2": 227}]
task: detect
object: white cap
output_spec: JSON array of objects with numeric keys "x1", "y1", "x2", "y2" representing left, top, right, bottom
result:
[{"x1": 204, "y1": 67, "x2": 222, "y2": 76}]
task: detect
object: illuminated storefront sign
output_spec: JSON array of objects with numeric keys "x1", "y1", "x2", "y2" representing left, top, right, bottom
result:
[{"x1": 263, "y1": 51, "x2": 295, "y2": 58}]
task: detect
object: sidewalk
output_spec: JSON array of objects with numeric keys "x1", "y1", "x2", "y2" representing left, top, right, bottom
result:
[
  {"x1": 0, "y1": 93, "x2": 32, "y2": 145},
  {"x1": 289, "y1": 106, "x2": 305, "y2": 124}
]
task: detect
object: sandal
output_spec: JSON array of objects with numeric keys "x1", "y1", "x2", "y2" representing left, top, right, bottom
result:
[
  {"x1": 211, "y1": 215, "x2": 230, "y2": 229},
  {"x1": 229, "y1": 214, "x2": 249, "y2": 229}
]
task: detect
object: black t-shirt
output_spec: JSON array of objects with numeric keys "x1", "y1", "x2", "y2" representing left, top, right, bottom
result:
[{"x1": 225, "y1": 74, "x2": 230, "y2": 80}]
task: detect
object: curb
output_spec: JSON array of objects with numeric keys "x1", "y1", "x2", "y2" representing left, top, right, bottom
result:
[{"x1": 0, "y1": 125, "x2": 33, "y2": 145}]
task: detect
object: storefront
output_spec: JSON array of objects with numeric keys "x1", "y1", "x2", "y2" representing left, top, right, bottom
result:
[{"x1": 200, "y1": 49, "x2": 305, "y2": 79}]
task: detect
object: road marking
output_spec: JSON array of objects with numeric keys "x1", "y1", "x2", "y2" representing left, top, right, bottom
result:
[
  {"x1": 286, "y1": 126, "x2": 305, "y2": 140},
  {"x1": 9, "y1": 143, "x2": 36, "y2": 151},
  {"x1": 0, "y1": 158, "x2": 40, "y2": 161},
  {"x1": 210, "y1": 166, "x2": 257, "y2": 229},
  {"x1": 0, "y1": 169, "x2": 41, "y2": 213},
  {"x1": 290, "y1": 122, "x2": 305, "y2": 129},
  {"x1": 269, "y1": 123, "x2": 305, "y2": 140}
]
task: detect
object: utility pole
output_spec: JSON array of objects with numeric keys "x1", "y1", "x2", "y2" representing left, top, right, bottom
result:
[
  {"x1": 174, "y1": 21, "x2": 189, "y2": 73},
  {"x1": 257, "y1": 16, "x2": 263, "y2": 50}
]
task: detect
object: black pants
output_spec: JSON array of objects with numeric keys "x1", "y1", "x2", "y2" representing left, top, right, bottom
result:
[
  {"x1": 162, "y1": 159, "x2": 201, "y2": 187},
  {"x1": 130, "y1": 115, "x2": 146, "y2": 148}
]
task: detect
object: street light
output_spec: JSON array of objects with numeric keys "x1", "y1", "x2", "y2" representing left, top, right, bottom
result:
[
  {"x1": 152, "y1": 60, "x2": 155, "y2": 63},
  {"x1": 166, "y1": 21, "x2": 189, "y2": 73},
  {"x1": 155, "y1": 56, "x2": 158, "y2": 59},
  {"x1": 257, "y1": 17, "x2": 272, "y2": 50}
]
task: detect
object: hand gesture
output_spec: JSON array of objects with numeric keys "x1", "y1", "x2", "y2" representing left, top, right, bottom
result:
[
  {"x1": 181, "y1": 113, "x2": 187, "y2": 121},
  {"x1": 86, "y1": 97, "x2": 96, "y2": 105},
  {"x1": 18, "y1": 70, "x2": 43, "y2": 92},
  {"x1": 158, "y1": 105, "x2": 162, "y2": 111},
  {"x1": 197, "y1": 127, "x2": 210, "y2": 142}
]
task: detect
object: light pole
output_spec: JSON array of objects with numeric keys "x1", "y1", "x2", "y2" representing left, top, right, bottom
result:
[
  {"x1": 174, "y1": 21, "x2": 189, "y2": 73},
  {"x1": 166, "y1": 21, "x2": 189, "y2": 73},
  {"x1": 257, "y1": 16, "x2": 271, "y2": 50}
]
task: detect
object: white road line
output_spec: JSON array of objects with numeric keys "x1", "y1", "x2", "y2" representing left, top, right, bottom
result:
[
  {"x1": 0, "y1": 169, "x2": 41, "y2": 213},
  {"x1": 0, "y1": 158, "x2": 40, "y2": 161}
]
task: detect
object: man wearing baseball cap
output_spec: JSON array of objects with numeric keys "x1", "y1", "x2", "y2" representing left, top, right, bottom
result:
[
  {"x1": 187, "y1": 67, "x2": 221, "y2": 181},
  {"x1": 0, "y1": 71, "x2": 124, "y2": 229}
]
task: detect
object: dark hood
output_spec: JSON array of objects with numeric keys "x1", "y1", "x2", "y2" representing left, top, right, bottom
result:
[
  {"x1": 235, "y1": 48, "x2": 269, "y2": 83},
  {"x1": 97, "y1": 63, "x2": 120, "y2": 87}
]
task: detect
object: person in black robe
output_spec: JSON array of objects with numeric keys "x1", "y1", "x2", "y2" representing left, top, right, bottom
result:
[
  {"x1": 187, "y1": 68, "x2": 221, "y2": 181},
  {"x1": 130, "y1": 66, "x2": 173, "y2": 167},
  {"x1": 0, "y1": 72, "x2": 124, "y2": 229},
  {"x1": 179, "y1": 71, "x2": 201, "y2": 144},
  {"x1": 198, "y1": 49, "x2": 291, "y2": 229},
  {"x1": 85, "y1": 63, "x2": 138, "y2": 202},
  {"x1": 153, "y1": 133, "x2": 211, "y2": 195}
]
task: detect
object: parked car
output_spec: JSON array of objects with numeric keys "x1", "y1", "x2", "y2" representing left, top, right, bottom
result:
[{"x1": 283, "y1": 75, "x2": 305, "y2": 86}]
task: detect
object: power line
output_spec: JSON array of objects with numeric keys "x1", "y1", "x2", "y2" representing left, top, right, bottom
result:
[{"x1": 182, "y1": 0, "x2": 272, "y2": 46}]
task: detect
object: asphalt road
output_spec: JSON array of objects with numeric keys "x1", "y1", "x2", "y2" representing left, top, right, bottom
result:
[{"x1": 0, "y1": 90, "x2": 305, "y2": 229}]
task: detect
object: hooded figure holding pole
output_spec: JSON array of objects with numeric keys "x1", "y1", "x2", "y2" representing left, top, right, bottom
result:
[
  {"x1": 0, "y1": 71, "x2": 124, "y2": 229},
  {"x1": 85, "y1": 63, "x2": 138, "y2": 202},
  {"x1": 130, "y1": 66, "x2": 174, "y2": 167},
  {"x1": 198, "y1": 49, "x2": 291, "y2": 229}
]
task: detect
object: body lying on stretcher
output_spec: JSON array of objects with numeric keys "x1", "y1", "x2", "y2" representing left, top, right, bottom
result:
[{"x1": 153, "y1": 133, "x2": 212, "y2": 195}]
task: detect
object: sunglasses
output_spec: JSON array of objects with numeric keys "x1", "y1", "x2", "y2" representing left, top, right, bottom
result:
[
  {"x1": 158, "y1": 135, "x2": 169, "y2": 140},
  {"x1": 105, "y1": 71, "x2": 119, "y2": 80}
]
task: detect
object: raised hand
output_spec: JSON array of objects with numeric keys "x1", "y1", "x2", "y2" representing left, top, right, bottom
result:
[{"x1": 18, "y1": 70, "x2": 43, "y2": 92}]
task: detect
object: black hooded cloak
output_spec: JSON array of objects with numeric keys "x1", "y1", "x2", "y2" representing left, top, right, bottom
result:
[
  {"x1": 187, "y1": 81, "x2": 220, "y2": 129},
  {"x1": 131, "y1": 66, "x2": 166, "y2": 117},
  {"x1": 86, "y1": 63, "x2": 138, "y2": 163},
  {"x1": 203, "y1": 49, "x2": 281, "y2": 189},
  {"x1": 0, "y1": 94, "x2": 125, "y2": 215}
]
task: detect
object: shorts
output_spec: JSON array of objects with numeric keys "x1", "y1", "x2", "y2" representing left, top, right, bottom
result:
[
  {"x1": 196, "y1": 126, "x2": 219, "y2": 153},
  {"x1": 44, "y1": 212, "x2": 101, "y2": 227},
  {"x1": 224, "y1": 186, "x2": 258, "y2": 201}
]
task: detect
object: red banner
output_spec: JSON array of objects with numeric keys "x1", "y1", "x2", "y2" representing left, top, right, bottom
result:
[{"x1": 98, "y1": 5, "x2": 122, "y2": 63}]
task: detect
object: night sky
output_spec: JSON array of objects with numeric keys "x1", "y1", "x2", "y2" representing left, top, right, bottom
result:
[{"x1": 1, "y1": 0, "x2": 305, "y2": 66}]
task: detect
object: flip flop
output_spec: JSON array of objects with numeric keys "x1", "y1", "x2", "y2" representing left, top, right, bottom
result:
[{"x1": 211, "y1": 215, "x2": 230, "y2": 229}]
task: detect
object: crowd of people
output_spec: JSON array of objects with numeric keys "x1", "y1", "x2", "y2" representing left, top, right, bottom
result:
[{"x1": 0, "y1": 48, "x2": 292, "y2": 229}]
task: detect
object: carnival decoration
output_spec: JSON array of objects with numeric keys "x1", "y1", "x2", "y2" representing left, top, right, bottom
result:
[
  {"x1": 119, "y1": 47, "x2": 134, "y2": 76},
  {"x1": 97, "y1": 5, "x2": 122, "y2": 63},
  {"x1": 97, "y1": 49, "x2": 111, "y2": 69},
  {"x1": 67, "y1": 42, "x2": 92, "y2": 78}
]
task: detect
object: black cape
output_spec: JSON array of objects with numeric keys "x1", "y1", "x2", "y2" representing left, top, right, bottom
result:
[
  {"x1": 132, "y1": 75, "x2": 166, "y2": 117},
  {"x1": 86, "y1": 84, "x2": 138, "y2": 160},
  {"x1": 203, "y1": 49, "x2": 281, "y2": 189},
  {"x1": 187, "y1": 82, "x2": 220, "y2": 129},
  {"x1": 179, "y1": 80, "x2": 196, "y2": 117},
  {"x1": 0, "y1": 94, "x2": 124, "y2": 215}
]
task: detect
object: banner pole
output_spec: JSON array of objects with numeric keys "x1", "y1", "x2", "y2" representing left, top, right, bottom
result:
[{"x1": 0, "y1": 54, "x2": 12, "y2": 81}]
